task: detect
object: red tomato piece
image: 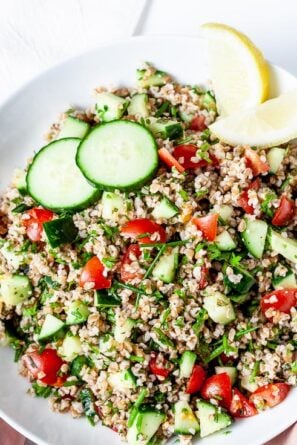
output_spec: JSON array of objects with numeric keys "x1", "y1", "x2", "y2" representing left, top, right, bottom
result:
[
  {"x1": 238, "y1": 178, "x2": 260, "y2": 215},
  {"x1": 120, "y1": 218, "x2": 166, "y2": 244},
  {"x1": 186, "y1": 364, "x2": 207, "y2": 394},
  {"x1": 250, "y1": 383, "x2": 290, "y2": 409},
  {"x1": 23, "y1": 208, "x2": 54, "y2": 242},
  {"x1": 200, "y1": 373, "x2": 232, "y2": 409},
  {"x1": 245, "y1": 147, "x2": 269, "y2": 176},
  {"x1": 199, "y1": 265, "x2": 208, "y2": 290},
  {"x1": 120, "y1": 244, "x2": 142, "y2": 283},
  {"x1": 229, "y1": 388, "x2": 258, "y2": 417},
  {"x1": 158, "y1": 148, "x2": 185, "y2": 173},
  {"x1": 260, "y1": 289, "x2": 297, "y2": 316},
  {"x1": 192, "y1": 213, "x2": 219, "y2": 241},
  {"x1": 79, "y1": 256, "x2": 111, "y2": 290},
  {"x1": 149, "y1": 353, "x2": 172, "y2": 378},
  {"x1": 272, "y1": 195, "x2": 295, "y2": 226},
  {"x1": 189, "y1": 115, "x2": 207, "y2": 131},
  {"x1": 23, "y1": 348, "x2": 66, "y2": 386},
  {"x1": 172, "y1": 144, "x2": 217, "y2": 170}
]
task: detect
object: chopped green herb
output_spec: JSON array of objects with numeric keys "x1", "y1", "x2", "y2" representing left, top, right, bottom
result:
[
  {"x1": 12, "y1": 203, "x2": 32, "y2": 214},
  {"x1": 192, "y1": 308, "x2": 208, "y2": 335},
  {"x1": 195, "y1": 189, "x2": 208, "y2": 199},
  {"x1": 234, "y1": 326, "x2": 258, "y2": 340},
  {"x1": 260, "y1": 192, "x2": 277, "y2": 217},
  {"x1": 32, "y1": 383, "x2": 52, "y2": 398},
  {"x1": 129, "y1": 355, "x2": 145, "y2": 363},
  {"x1": 80, "y1": 388, "x2": 97, "y2": 426},
  {"x1": 102, "y1": 256, "x2": 118, "y2": 269},
  {"x1": 178, "y1": 189, "x2": 189, "y2": 201},
  {"x1": 155, "y1": 101, "x2": 170, "y2": 118},
  {"x1": 127, "y1": 388, "x2": 148, "y2": 427},
  {"x1": 249, "y1": 361, "x2": 260, "y2": 383},
  {"x1": 154, "y1": 328, "x2": 175, "y2": 348}
]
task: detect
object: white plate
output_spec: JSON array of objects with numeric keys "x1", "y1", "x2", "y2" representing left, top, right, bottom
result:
[{"x1": 0, "y1": 35, "x2": 296, "y2": 445}]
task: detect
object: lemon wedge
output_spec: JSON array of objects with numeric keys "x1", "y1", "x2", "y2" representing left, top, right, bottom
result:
[
  {"x1": 201, "y1": 23, "x2": 270, "y2": 116},
  {"x1": 209, "y1": 90, "x2": 297, "y2": 148}
]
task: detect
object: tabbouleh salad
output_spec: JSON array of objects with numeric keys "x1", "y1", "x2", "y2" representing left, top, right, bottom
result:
[{"x1": 0, "y1": 63, "x2": 296, "y2": 444}]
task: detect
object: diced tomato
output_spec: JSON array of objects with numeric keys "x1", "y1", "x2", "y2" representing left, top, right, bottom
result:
[
  {"x1": 149, "y1": 353, "x2": 172, "y2": 378},
  {"x1": 23, "y1": 348, "x2": 66, "y2": 386},
  {"x1": 120, "y1": 218, "x2": 166, "y2": 244},
  {"x1": 23, "y1": 208, "x2": 54, "y2": 242},
  {"x1": 229, "y1": 388, "x2": 258, "y2": 417},
  {"x1": 192, "y1": 213, "x2": 218, "y2": 241},
  {"x1": 189, "y1": 115, "x2": 207, "y2": 131},
  {"x1": 272, "y1": 195, "x2": 295, "y2": 226},
  {"x1": 79, "y1": 256, "x2": 111, "y2": 290},
  {"x1": 200, "y1": 373, "x2": 232, "y2": 409},
  {"x1": 250, "y1": 383, "x2": 290, "y2": 409},
  {"x1": 172, "y1": 144, "x2": 218, "y2": 170},
  {"x1": 238, "y1": 178, "x2": 260, "y2": 215},
  {"x1": 120, "y1": 244, "x2": 142, "y2": 283},
  {"x1": 158, "y1": 148, "x2": 185, "y2": 173},
  {"x1": 245, "y1": 147, "x2": 269, "y2": 176},
  {"x1": 260, "y1": 289, "x2": 297, "y2": 316},
  {"x1": 186, "y1": 364, "x2": 207, "y2": 394},
  {"x1": 199, "y1": 265, "x2": 208, "y2": 290}
]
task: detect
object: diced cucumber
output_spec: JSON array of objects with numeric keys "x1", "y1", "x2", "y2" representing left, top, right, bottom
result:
[
  {"x1": 38, "y1": 314, "x2": 64, "y2": 341},
  {"x1": 0, "y1": 274, "x2": 32, "y2": 306},
  {"x1": 217, "y1": 205, "x2": 233, "y2": 223},
  {"x1": 137, "y1": 68, "x2": 168, "y2": 88},
  {"x1": 61, "y1": 334, "x2": 82, "y2": 361},
  {"x1": 12, "y1": 168, "x2": 27, "y2": 195},
  {"x1": 152, "y1": 247, "x2": 179, "y2": 283},
  {"x1": 197, "y1": 400, "x2": 232, "y2": 438},
  {"x1": 269, "y1": 230, "x2": 297, "y2": 264},
  {"x1": 43, "y1": 216, "x2": 78, "y2": 248},
  {"x1": 95, "y1": 290, "x2": 121, "y2": 307},
  {"x1": 27, "y1": 138, "x2": 101, "y2": 211},
  {"x1": 114, "y1": 315, "x2": 136, "y2": 343},
  {"x1": 147, "y1": 117, "x2": 183, "y2": 140},
  {"x1": 99, "y1": 333, "x2": 116, "y2": 357},
  {"x1": 215, "y1": 367, "x2": 237, "y2": 385},
  {"x1": 224, "y1": 265, "x2": 256, "y2": 294},
  {"x1": 77, "y1": 121, "x2": 158, "y2": 191},
  {"x1": 180, "y1": 351, "x2": 197, "y2": 378},
  {"x1": 202, "y1": 91, "x2": 217, "y2": 112},
  {"x1": 174, "y1": 401, "x2": 199, "y2": 435},
  {"x1": 179, "y1": 110, "x2": 194, "y2": 123},
  {"x1": 101, "y1": 191, "x2": 126, "y2": 220},
  {"x1": 128, "y1": 94, "x2": 149, "y2": 118},
  {"x1": 272, "y1": 269, "x2": 297, "y2": 289},
  {"x1": 59, "y1": 116, "x2": 90, "y2": 139},
  {"x1": 66, "y1": 300, "x2": 89, "y2": 325},
  {"x1": 108, "y1": 369, "x2": 136, "y2": 392},
  {"x1": 152, "y1": 197, "x2": 179, "y2": 220},
  {"x1": 0, "y1": 243, "x2": 25, "y2": 270},
  {"x1": 127, "y1": 407, "x2": 166, "y2": 445},
  {"x1": 240, "y1": 374, "x2": 258, "y2": 393},
  {"x1": 215, "y1": 231, "x2": 237, "y2": 251},
  {"x1": 203, "y1": 291, "x2": 235, "y2": 325},
  {"x1": 242, "y1": 219, "x2": 268, "y2": 259},
  {"x1": 267, "y1": 147, "x2": 286, "y2": 174},
  {"x1": 95, "y1": 92, "x2": 129, "y2": 122}
]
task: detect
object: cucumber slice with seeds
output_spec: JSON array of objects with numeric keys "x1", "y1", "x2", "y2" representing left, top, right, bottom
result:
[
  {"x1": 152, "y1": 247, "x2": 179, "y2": 283},
  {"x1": 269, "y1": 230, "x2": 297, "y2": 264},
  {"x1": 27, "y1": 138, "x2": 100, "y2": 212},
  {"x1": 59, "y1": 116, "x2": 90, "y2": 139},
  {"x1": 215, "y1": 231, "x2": 237, "y2": 251},
  {"x1": 95, "y1": 92, "x2": 128, "y2": 122},
  {"x1": 267, "y1": 147, "x2": 286, "y2": 174},
  {"x1": 77, "y1": 121, "x2": 158, "y2": 191},
  {"x1": 197, "y1": 400, "x2": 232, "y2": 438},
  {"x1": 272, "y1": 270, "x2": 297, "y2": 289},
  {"x1": 152, "y1": 197, "x2": 179, "y2": 219},
  {"x1": 180, "y1": 351, "x2": 197, "y2": 378},
  {"x1": 38, "y1": 314, "x2": 65, "y2": 341},
  {"x1": 204, "y1": 291, "x2": 235, "y2": 325},
  {"x1": 127, "y1": 407, "x2": 166, "y2": 445},
  {"x1": 174, "y1": 401, "x2": 200, "y2": 434},
  {"x1": 101, "y1": 191, "x2": 126, "y2": 220},
  {"x1": 0, "y1": 274, "x2": 32, "y2": 306},
  {"x1": 128, "y1": 94, "x2": 149, "y2": 118},
  {"x1": 242, "y1": 219, "x2": 268, "y2": 259}
]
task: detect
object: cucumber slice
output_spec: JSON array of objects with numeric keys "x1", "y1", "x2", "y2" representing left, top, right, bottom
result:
[
  {"x1": 101, "y1": 191, "x2": 126, "y2": 220},
  {"x1": 152, "y1": 247, "x2": 179, "y2": 283},
  {"x1": 242, "y1": 219, "x2": 268, "y2": 259},
  {"x1": 59, "y1": 116, "x2": 90, "y2": 139},
  {"x1": 272, "y1": 270, "x2": 297, "y2": 289},
  {"x1": 61, "y1": 334, "x2": 82, "y2": 361},
  {"x1": 180, "y1": 351, "x2": 197, "y2": 378},
  {"x1": 27, "y1": 138, "x2": 101, "y2": 212},
  {"x1": 95, "y1": 290, "x2": 121, "y2": 307},
  {"x1": 66, "y1": 300, "x2": 89, "y2": 325},
  {"x1": 152, "y1": 197, "x2": 179, "y2": 220},
  {"x1": 204, "y1": 291, "x2": 235, "y2": 325},
  {"x1": 267, "y1": 147, "x2": 286, "y2": 174},
  {"x1": 197, "y1": 400, "x2": 232, "y2": 438},
  {"x1": 147, "y1": 117, "x2": 183, "y2": 140},
  {"x1": 43, "y1": 217, "x2": 78, "y2": 248},
  {"x1": 114, "y1": 315, "x2": 136, "y2": 343},
  {"x1": 215, "y1": 367, "x2": 237, "y2": 385},
  {"x1": 240, "y1": 374, "x2": 258, "y2": 393},
  {"x1": 202, "y1": 92, "x2": 217, "y2": 112},
  {"x1": 269, "y1": 230, "x2": 297, "y2": 264},
  {"x1": 217, "y1": 205, "x2": 233, "y2": 223},
  {"x1": 95, "y1": 92, "x2": 128, "y2": 122},
  {"x1": 128, "y1": 94, "x2": 149, "y2": 118},
  {"x1": 0, "y1": 274, "x2": 32, "y2": 306},
  {"x1": 13, "y1": 168, "x2": 27, "y2": 195},
  {"x1": 77, "y1": 121, "x2": 158, "y2": 191},
  {"x1": 179, "y1": 110, "x2": 194, "y2": 123},
  {"x1": 224, "y1": 265, "x2": 256, "y2": 294},
  {"x1": 127, "y1": 407, "x2": 166, "y2": 445},
  {"x1": 108, "y1": 369, "x2": 136, "y2": 392},
  {"x1": 215, "y1": 231, "x2": 237, "y2": 251},
  {"x1": 38, "y1": 314, "x2": 64, "y2": 341},
  {"x1": 0, "y1": 243, "x2": 25, "y2": 270},
  {"x1": 174, "y1": 401, "x2": 199, "y2": 435},
  {"x1": 137, "y1": 69, "x2": 168, "y2": 88}
]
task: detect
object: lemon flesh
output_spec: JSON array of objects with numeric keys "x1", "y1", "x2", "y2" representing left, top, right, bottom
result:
[{"x1": 201, "y1": 23, "x2": 270, "y2": 116}]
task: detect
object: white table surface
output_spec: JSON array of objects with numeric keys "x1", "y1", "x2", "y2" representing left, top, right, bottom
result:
[{"x1": 1, "y1": 0, "x2": 297, "y2": 105}]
